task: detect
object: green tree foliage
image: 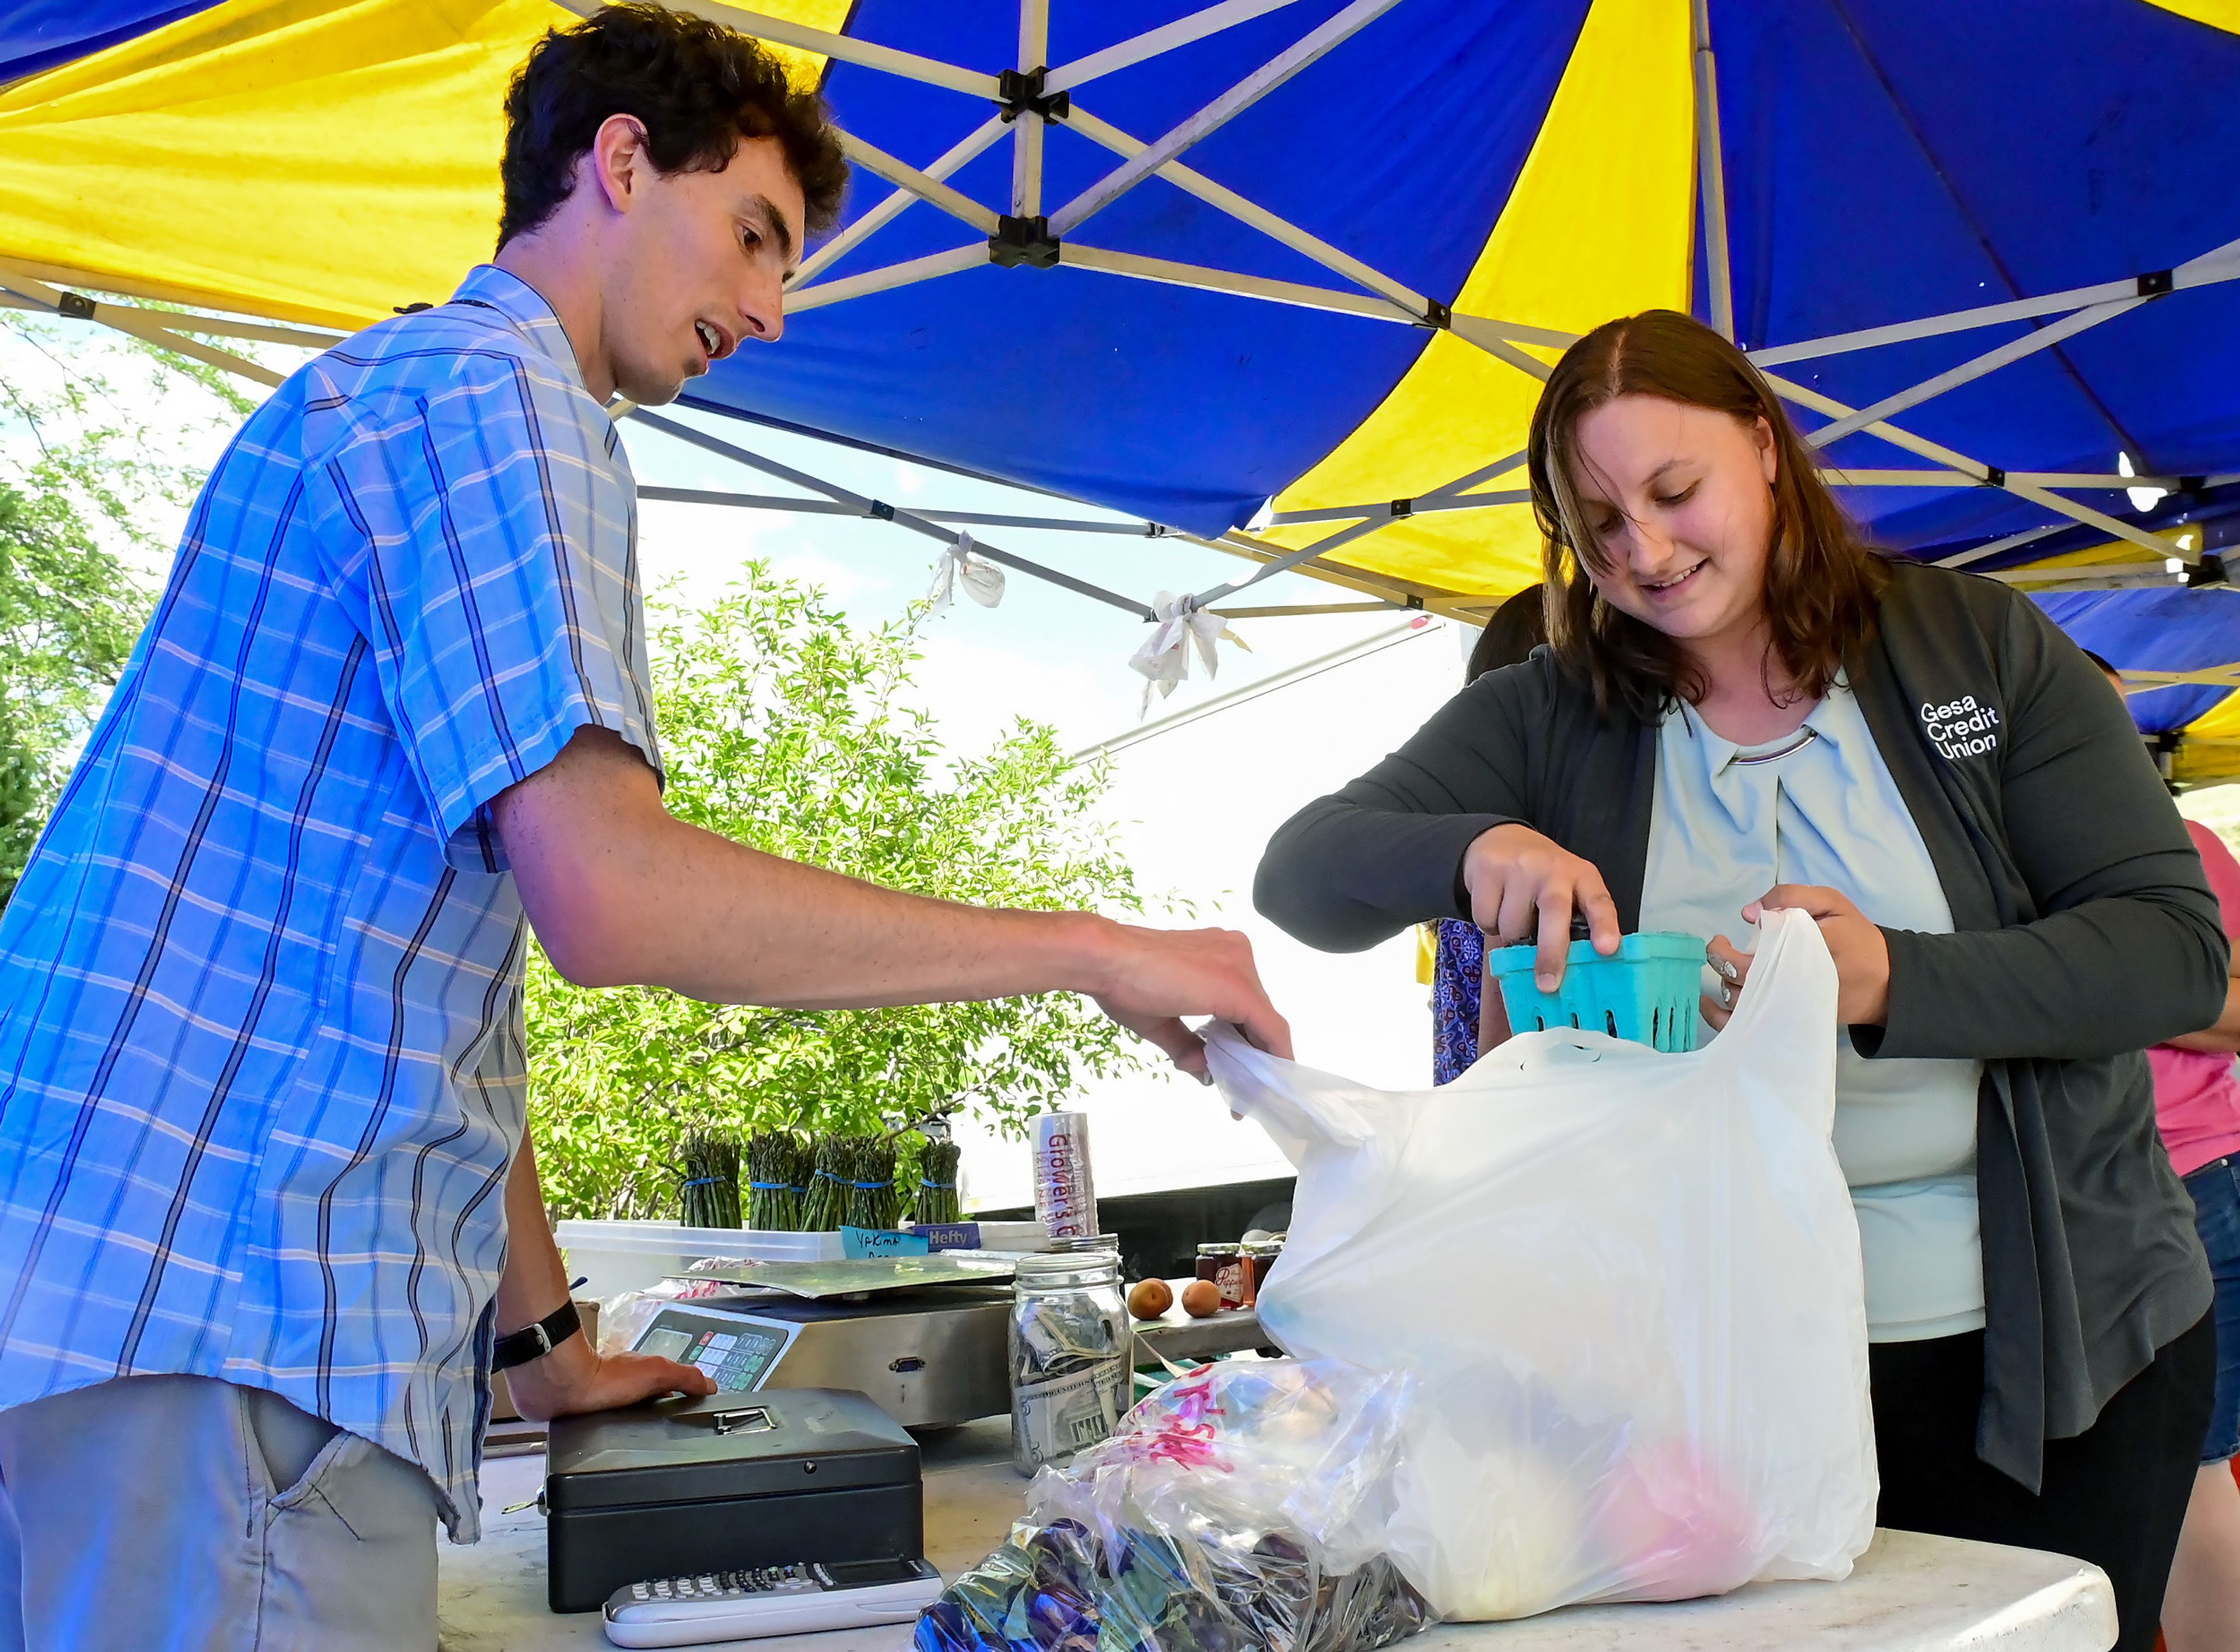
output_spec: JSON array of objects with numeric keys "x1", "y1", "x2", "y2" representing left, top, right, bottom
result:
[
  {"x1": 527, "y1": 565, "x2": 1161, "y2": 1220},
  {"x1": 0, "y1": 314, "x2": 249, "y2": 906}
]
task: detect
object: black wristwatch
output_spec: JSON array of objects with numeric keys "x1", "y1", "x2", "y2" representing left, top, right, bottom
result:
[{"x1": 493, "y1": 1300, "x2": 582, "y2": 1372}]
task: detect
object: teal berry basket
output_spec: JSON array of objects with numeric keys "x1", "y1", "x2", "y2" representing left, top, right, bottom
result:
[{"x1": 1487, "y1": 930, "x2": 1706, "y2": 1053}]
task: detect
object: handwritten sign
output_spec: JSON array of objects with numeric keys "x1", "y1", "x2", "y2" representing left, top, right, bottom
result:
[{"x1": 841, "y1": 1226, "x2": 932, "y2": 1259}]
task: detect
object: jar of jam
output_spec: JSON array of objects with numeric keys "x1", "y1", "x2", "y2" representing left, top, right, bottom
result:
[
  {"x1": 1196, "y1": 1242, "x2": 1251, "y2": 1310},
  {"x1": 1242, "y1": 1238, "x2": 1282, "y2": 1300}
]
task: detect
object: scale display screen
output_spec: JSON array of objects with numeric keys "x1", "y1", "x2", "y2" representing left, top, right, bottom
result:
[{"x1": 631, "y1": 1305, "x2": 801, "y2": 1392}]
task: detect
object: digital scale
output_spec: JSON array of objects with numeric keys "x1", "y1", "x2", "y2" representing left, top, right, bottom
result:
[{"x1": 628, "y1": 1287, "x2": 1012, "y2": 1430}]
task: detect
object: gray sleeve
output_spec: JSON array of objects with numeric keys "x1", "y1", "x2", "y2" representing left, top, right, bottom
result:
[
  {"x1": 1253, "y1": 667, "x2": 1535, "y2": 953},
  {"x1": 1857, "y1": 593, "x2": 2229, "y2": 1062}
]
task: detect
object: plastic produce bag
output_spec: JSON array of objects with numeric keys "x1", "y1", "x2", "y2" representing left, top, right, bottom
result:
[
  {"x1": 918, "y1": 1360, "x2": 1432, "y2": 1652},
  {"x1": 1206, "y1": 909, "x2": 1874, "y2": 1620}
]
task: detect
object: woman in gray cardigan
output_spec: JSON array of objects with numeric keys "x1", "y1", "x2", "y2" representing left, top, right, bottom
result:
[{"x1": 1255, "y1": 310, "x2": 2220, "y2": 1652}]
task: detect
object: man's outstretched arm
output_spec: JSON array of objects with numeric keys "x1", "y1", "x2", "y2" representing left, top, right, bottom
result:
[{"x1": 491, "y1": 726, "x2": 1292, "y2": 1075}]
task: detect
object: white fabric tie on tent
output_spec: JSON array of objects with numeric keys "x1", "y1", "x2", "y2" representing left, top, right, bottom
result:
[
  {"x1": 1129, "y1": 590, "x2": 1250, "y2": 714},
  {"x1": 928, "y1": 529, "x2": 1007, "y2": 611}
]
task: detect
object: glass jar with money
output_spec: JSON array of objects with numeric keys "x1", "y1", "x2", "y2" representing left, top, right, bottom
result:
[{"x1": 1009, "y1": 1250, "x2": 1131, "y2": 1475}]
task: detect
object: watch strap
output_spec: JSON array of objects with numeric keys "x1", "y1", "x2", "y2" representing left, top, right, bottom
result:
[{"x1": 492, "y1": 1299, "x2": 582, "y2": 1372}]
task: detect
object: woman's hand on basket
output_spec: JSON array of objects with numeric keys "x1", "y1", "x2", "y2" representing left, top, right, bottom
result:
[
  {"x1": 1461, "y1": 824, "x2": 1621, "y2": 991},
  {"x1": 1703, "y1": 886, "x2": 1891, "y2": 1032}
]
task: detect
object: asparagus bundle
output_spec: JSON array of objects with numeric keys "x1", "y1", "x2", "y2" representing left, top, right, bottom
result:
[
  {"x1": 801, "y1": 1134, "x2": 852, "y2": 1231},
  {"x1": 915, "y1": 1137, "x2": 962, "y2": 1226},
  {"x1": 679, "y1": 1133, "x2": 741, "y2": 1228},
  {"x1": 747, "y1": 1130, "x2": 808, "y2": 1231},
  {"x1": 848, "y1": 1135, "x2": 900, "y2": 1231}
]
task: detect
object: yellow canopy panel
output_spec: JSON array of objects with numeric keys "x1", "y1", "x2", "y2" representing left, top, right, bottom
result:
[{"x1": 0, "y1": 0, "x2": 843, "y2": 331}]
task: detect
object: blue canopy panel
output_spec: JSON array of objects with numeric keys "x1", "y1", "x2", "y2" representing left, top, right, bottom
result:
[
  {"x1": 0, "y1": 0, "x2": 222, "y2": 84},
  {"x1": 682, "y1": 0, "x2": 1592, "y2": 536},
  {"x1": 1704, "y1": 0, "x2": 2240, "y2": 562},
  {"x1": 2036, "y1": 587, "x2": 2240, "y2": 734}
]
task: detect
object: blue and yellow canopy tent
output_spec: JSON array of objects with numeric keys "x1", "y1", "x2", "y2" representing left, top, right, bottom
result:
[{"x1": 5, "y1": 0, "x2": 2240, "y2": 775}]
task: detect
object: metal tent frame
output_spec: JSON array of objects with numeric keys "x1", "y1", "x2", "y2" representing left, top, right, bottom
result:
[{"x1": 5, "y1": 0, "x2": 2237, "y2": 685}]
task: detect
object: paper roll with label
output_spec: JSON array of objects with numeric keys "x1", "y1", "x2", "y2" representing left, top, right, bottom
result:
[{"x1": 1030, "y1": 1112, "x2": 1100, "y2": 1240}]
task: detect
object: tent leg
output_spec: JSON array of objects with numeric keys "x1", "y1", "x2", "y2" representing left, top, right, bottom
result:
[
  {"x1": 1690, "y1": 0, "x2": 1735, "y2": 341},
  {"x1": 1012, "y1": 0, "x2": 1049, "y2": 217}
]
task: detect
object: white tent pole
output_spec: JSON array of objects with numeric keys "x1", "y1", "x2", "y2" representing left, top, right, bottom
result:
[
  {"x1": 618, "y1": 0, "x2": 1001, "y2": 96},
  {"x1": 1805, "y1": 293, "x2": 2146, "y2": 450},
  {"x1": 1936, "y1": 524, "x2": 2068, "y2": 569},
  {"x1": 1825, "y1": 467, "x2": 2189, "y2": 489},
  {"x1": 1762, "y1": 368, "x2": 2188, "y2": 559},
  {"x1": 1448, "y1": 313, "x2": 1556, "y2": 382},
  {"x1": 1262, "y1": 465, "x2": 2197, "y2": 528},
  {"x1": 1690, "y1": 0, "x2": 1735, "y2": 341},
  {"x1": 1986, "y1": 569, "x2": 2182, "y2": 594},
  {"x1": 785, "y1": 245, "x2": 985, "y2": 312},
  {"x1": 1056, "y1": 243, "x2": 1414, "y2": 321},
  {"x1": 639, "y1": 485, "x2": 1172, "y2": 536},
  {"x1": 1046, "y1": 0, "x2": 1406, "y2": 237},
  {"x1": 1751, "y1": 233, "x2": 2240, "y2": 366},
  {"x1": 1190, "y1": 514, "x2": 1396, "y2": 605},
  {"x1": 1979, "y1": 560, "x2": 2181, "y2": 586},
  {"x1": 1429, "y1": 447, "x2": 1532, "y2": 495},
  {"x1": 626, "y1": 408, "x2": 1160, "y2": 617},
  {"x1": 0, "y1": 263, "x2": 285, "y2": 387},
  {"x1": 1046, "y1": 0, "x2": 1305, "y2": 94},
  {"x1": 836, "y1": 132, "x2": 1001, "y2": 235},
  {"x1": 792, "y1": 116, "x2": 1009, "y2": 286},
  {"x1": 1063, "y1": 111, "x2": 1569, "y2": 347},
  {"x1": 1449, "y1": 313, "x2": 1582, "y2": 351},
  {"x1": 1062, "y1": 106, "x2": 1435, "y2": 318},
  {"x1": 1011, "y1": 0, "x2": 1049, "y2": 217},
  {"x1": 0, "y1": 286, "x2": 340, "y2": 346},
  {"x1": 2120, "y1": 667, "x2": 2240, "y2": 690},
  {"x1": 1262, "y1": 450, "x2": 1532, "y2": 527},
  {"x1": 1072, "y1": 615, "x2": 1439, "y2": 762},
  {"x1": 1212, "y1": 601, "x2": 1399, "y2": 617},
  {"x1": 1189, "y1": 446, "x2": 1545, "y2": 607},
  {"x1": 1269, "y1": 490, "x2": 1534, "y2": 526}
]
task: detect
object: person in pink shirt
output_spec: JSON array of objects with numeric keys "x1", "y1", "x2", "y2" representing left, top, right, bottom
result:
[{"x1": 2090, "y1": 653, "x2": 2240, "y2": 1651}]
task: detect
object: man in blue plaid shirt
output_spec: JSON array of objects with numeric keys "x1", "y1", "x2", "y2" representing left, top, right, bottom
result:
[{"x1": 0, "y1": 8, "x2": 1290, "y2": 1646}]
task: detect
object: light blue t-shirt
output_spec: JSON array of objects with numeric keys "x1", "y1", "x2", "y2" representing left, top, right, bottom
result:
[{"x1": 1639, "y1": 678, "x2": 1986, "y2": 1343}]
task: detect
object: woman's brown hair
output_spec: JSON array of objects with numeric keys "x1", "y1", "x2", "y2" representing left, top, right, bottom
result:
[{"x1": 1527, "y1": 309, "x2": 1887, "y2": 722}]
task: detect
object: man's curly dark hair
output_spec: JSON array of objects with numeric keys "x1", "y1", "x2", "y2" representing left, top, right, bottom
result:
[{"x1": 498, "y1": 4, "x2": 849, "y2": 251}]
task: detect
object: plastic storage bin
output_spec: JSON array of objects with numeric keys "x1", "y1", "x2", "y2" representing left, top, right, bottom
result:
[
  {"x1": 554, "y1": 1219, "x2": 1058, "y2": 1299},
  {"x1": 553, "y1": 1221, "x2": 845, "y2": 1297},
  {"x1": 1488, "y1": 930, "x2": 1705, "y2": 1053}
]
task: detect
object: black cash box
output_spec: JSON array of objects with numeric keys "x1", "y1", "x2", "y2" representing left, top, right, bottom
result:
[{"x1": 542, "y1": 1387, "x2": 923, "y2": 1614}]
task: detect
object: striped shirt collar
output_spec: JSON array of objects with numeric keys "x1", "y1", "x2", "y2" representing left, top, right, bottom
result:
[{"x1": 451, "y1": 262, "x2": 587, "y2": 388}]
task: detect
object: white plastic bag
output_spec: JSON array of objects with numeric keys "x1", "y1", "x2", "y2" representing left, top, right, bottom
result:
[
  {"x1": 1028, "y1": 1358, "x2": 1414, "y2": 1580},
  {"x1": 1206, "y1": 908, "x2": 1875, "y2": 1621}
]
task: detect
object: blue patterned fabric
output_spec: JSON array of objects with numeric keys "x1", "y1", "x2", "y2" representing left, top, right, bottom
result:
[
  {"x1": 0, "y1": 265, "x2": 654, "y2": 1541},
  {"x1": 1431, "y1": 918, "x2": 1486, "y2": 1084}
]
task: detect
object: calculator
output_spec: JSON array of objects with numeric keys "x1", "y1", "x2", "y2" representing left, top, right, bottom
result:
[
  {"x1": 629, "y1": 1304, "x2": 801, "y2": 1392},
  {"x1": 602, "y1": 1557, "x2": 944, "y2": 1647}
]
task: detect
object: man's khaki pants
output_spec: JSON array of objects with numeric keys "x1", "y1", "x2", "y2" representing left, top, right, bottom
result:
[{"x1": 0, "y1": 1374, "x2": 439, "y2": 1651}]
